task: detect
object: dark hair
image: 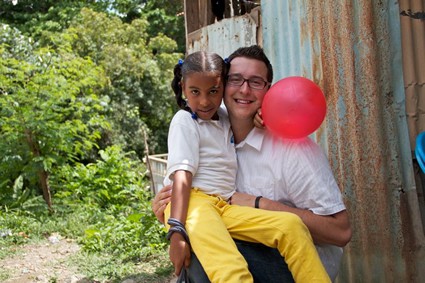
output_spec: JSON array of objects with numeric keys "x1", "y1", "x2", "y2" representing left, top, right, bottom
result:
[
  {"x1": 226, "y1": 45, "x2": 273, "y2": 83},
  {"x1": 171, "y1": 51, "x2": 227, "y2": 111}
]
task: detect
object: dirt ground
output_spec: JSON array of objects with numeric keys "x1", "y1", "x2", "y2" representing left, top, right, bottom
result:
[
  {"x1": 0, "y1": 235, "x2": 83, "y2": 283},
  {"x1": 0, "y1": 235, "x2": 177, "y2": 283}
]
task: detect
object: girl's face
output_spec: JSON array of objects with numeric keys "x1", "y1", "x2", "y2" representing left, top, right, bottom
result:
[{"x1": 182, "y1": 72, "x2": 224, "y2": 120}]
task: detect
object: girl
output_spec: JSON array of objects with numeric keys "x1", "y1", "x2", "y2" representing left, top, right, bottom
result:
[{"x1": 164, "y1": 51, "x2": 330, "y2": 283}]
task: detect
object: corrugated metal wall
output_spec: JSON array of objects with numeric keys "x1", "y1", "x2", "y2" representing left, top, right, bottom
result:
[
  {"x1": 186, "y1": 7, "x2": 262, "y2": 59},
  {"x1": 400, "y1": 0, "x2": 425, "y2": 149},
  {"x1": 183, "y1": 0, "x2": 425, "y2": 281},
  {"x1": 261, "y1": 1, "x2": 425, "y2": 282}
]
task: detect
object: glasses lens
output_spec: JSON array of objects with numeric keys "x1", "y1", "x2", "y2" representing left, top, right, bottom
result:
[
  {"x1": 227, "y1": 75, "x2": 244, "y2": 86},
  {"x1": 227, "y1": 75, "x2": 268, "y2": 89},
  {"x1": 248, "y1": 79, "x2": 266, "y2": 89}
]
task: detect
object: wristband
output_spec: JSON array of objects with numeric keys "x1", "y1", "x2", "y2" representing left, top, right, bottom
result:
[
  {"x1": 166, "y1": 218, "x2": 191, "y2": 245},
  {"x1": 255, "y1": 196, "x2": 263, "y2": 209}
]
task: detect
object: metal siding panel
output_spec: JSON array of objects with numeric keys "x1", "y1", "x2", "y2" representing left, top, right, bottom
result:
[
  {"x1": 399, "y1": 0, "x2": 425, "y2": 149},
  {"x1": 182, "y1": 0, "x2": 425, "y2": 280},
  {"x1": 261, "y1": 0, "x2": 424, "y2": 282},
  {"x1": 186, "y1": 13, "x2": 258, "y2": 58}
]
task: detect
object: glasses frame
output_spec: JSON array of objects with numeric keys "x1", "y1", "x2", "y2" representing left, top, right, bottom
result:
[{"x1": 226, "y1": 74, "x2": 270, "y2": 90}]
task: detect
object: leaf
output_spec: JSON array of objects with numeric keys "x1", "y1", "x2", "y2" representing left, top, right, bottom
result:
[
  {"x1": 12, "y1": 175, "x2": 24, "y2": 199},
  {"x1": 85, "y1": 228, "x2": 100, "y2": 238},
  {"x1": 126, "y1": 213, "x2": 143, "y2": 223}
]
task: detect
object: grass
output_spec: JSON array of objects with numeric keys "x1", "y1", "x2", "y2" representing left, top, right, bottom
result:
[
  {"x1": 0, "y1": 205, "x2": 173, "y2": 283},
  {"x1": 0, "y1": 146, "x2": 173, "y2": 282},
  {"x1": 0, "y1": 239, "x2": 173, "y2": 283},
  {"x1": 68, "y1": 251, "x2": 174, "y2": 283}
]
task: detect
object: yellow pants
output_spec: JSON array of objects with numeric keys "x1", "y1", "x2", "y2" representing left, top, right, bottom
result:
[{"x1": 165, "y1": 189, "x2": 330, "y2": 283}]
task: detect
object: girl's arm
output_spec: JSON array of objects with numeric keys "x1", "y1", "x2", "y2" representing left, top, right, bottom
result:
[{"x1": 168, "y1": 170, "x2": 192, "y2": 276}]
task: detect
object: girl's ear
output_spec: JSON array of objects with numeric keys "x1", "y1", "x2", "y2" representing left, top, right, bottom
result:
[{"x1": 180, "y1": 81, "x2": 185, "y2": 98}]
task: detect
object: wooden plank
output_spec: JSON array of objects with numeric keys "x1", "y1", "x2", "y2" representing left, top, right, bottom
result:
[{"x1": 184, "y1": 0, "x2": 200, "y2": 34}]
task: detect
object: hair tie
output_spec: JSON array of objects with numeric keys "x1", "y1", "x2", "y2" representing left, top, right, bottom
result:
[
  {"x1": 178, "y1": 59, "x2": 184, "y2": 66},
  {"x1": 191, "y1": 112, "x2": 198, "y2": 120},
  {"x1": 224, "y1": 58, "x2": 229, "y2": 64}
]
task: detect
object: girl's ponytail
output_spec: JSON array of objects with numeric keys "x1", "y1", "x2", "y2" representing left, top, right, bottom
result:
[{"x1": 171, "y1": 62, "x2": 191, "y2": 112}]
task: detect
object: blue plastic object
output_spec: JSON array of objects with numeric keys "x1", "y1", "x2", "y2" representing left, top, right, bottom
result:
[{"x1": 415, "y1": 132, "x2": 425, "y2": 173}]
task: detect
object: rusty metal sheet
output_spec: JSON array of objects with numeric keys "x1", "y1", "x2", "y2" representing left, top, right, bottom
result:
[
  {"x1": 186, "y1": 8, "x2": 260, "y2": 58},
  {"x1": 399, "y1": 0, "x2": 425, "y2": 149},
  {"x1": 260, "y1": 0, "x2": 424, "y2": 282}
]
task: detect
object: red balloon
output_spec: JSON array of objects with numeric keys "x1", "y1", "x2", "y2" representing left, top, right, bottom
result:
[{"x1": 262, "y1": 76, "x2": 326, "y2": 139}]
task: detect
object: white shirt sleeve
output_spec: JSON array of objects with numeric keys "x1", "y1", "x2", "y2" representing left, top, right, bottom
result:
[
  {"x1": 281, "y1": 138, "x2": 346, "y2": 215},
  {"x1": 165, "y1": 111, "x2": 199, "y2": 183}
]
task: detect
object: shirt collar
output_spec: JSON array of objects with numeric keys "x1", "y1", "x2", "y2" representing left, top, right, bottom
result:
[{"x1": 235, "y1": 127, "x2": 265, "y2": 151}]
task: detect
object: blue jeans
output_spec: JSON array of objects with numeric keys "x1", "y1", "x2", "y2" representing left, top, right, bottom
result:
[{"x1": 186, "y1": 240, "x2": 295, "y2": 283}]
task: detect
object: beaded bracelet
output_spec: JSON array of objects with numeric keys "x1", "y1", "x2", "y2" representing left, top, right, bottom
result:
[{"x1": 166, "y1": 218, "x2": 191, "y2": 245}]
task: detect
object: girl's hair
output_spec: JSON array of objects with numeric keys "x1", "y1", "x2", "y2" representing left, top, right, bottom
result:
[
  {"x1": 171, "y1": 51, "x2": 227, "y2": 111},
  {"x1": 226, "y1": 45, "x2": 273, "y2": 83}
]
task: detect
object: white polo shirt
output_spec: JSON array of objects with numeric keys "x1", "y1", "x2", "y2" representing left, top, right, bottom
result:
[
  {"x1": 165, "y1": 108, "x2": 236, "y2": 201},
  {"x1": 235, "y1": 127, "x2": 346, "y2": 280}
]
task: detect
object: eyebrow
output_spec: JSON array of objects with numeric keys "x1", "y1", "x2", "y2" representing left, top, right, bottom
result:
[
  {"x1": 187, "y1": 85, "x2": 222, "y2": 90},
  {"x1": 228, "y1": 73, "x2": 266, "y2": 80}
]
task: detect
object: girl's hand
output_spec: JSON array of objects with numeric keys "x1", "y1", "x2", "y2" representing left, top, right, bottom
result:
[
  {"x1": 151, "y1": 184, "x2": 172, "y2": 224},
  {"x1": 169, "y1": 233, "x2": 191, "y2": 276},
  {"x1": 254, "y1": 108, "x2": 265, "y2": 129}
]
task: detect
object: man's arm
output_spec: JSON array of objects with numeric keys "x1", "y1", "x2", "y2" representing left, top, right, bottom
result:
[{"x1": 230, "y1": 192, "x2": 352, "y2": 247}]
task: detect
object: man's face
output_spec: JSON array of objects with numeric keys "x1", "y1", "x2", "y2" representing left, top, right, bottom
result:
[{"x1": 224, "y1": 57, "x2": 269, "y2": 121}]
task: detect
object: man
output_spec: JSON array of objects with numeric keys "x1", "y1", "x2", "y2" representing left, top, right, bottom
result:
[{"x1": 152, "y1": 45, "x2": 352, "y2": 282}]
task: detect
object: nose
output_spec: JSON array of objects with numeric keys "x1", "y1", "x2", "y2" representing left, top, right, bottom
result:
[
  {"x1": 200, "y1": 96, "x2": 210, "y2": 107},
  {"x1": 239, "y1": 80, "x2": 250, "y2": 94}
]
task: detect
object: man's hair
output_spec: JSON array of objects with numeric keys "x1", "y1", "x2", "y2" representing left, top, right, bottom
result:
[{"x1": 227, "y1": 45, "x2": 273, "y2": 83}]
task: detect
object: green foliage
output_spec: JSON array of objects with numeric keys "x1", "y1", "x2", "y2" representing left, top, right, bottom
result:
[
  {"x1": 62, "y1": 8, "x2": 180, "y2": 154},
  {"x1": 81, "y1": 212, "x2": 167, "y2": 261},
  {"x1": 0, "y1": 26, "x2": 110, "y2": 197},
  {"x1": 51, "y1": 145, "x2": 167, "y2": 260},
  {"x1": 68, "y1": 250, "x2": 173, "y2": 282},
  {"x1": 0, "y1": 0, "x2": 108, "y2": 38},
  {"x1": 0, "y1": 175, "x2": 46, "y2": 212},
  {"x1": 0, "y1": 1, "x2": 181, "y2": 280},
  {"x1": 0, "y1": 145, "x2": 169, "y2": 280},
  {"x1": 1, "y1": 1, "x2": 184, "y2": 157},
  {"x1": 53, "y1": 145, "x2": 146, "y2": 208},
  {"x1": 141, "y1": 2, "x2": 185, "y2": 53}
]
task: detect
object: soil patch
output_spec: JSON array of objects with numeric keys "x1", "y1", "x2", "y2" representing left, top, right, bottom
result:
[{"x1": 0, "y1": 235, "x2": 83, "y2": 283}]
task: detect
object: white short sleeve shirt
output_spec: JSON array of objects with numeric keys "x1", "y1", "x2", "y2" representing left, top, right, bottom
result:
[
  {"x1": 165, "y1": 108, "x2": 236, "y2": 201},
  {"x1": 235, "y1": 127, "x2": 346, "y2": 280}
]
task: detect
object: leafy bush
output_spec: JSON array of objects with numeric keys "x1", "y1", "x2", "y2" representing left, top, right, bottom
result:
[{"x1": 51, "y1": 145, "x2": 167, "y2": 260}]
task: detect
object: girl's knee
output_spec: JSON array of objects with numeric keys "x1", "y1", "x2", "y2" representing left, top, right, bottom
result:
[{"x1": 282, "y1": 213, "x2": 307, "y2": 231}]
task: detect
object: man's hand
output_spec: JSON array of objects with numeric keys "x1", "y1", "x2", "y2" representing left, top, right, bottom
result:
[
  {"x1": 169, "y1": 232, "x2": 191, "y2": 276},
  {"x1": 151, "y1": 184, "x2": 172, "y2": 224},
  {"x1": 229, "y1": 192, "x2": 257, "y2": 207},
  {"x1": 254, "y1": 108, "x2": 265, "y2": 129}
]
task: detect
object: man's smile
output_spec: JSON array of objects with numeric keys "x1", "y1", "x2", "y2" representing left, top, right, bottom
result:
[{"x1": 235, "y1": 99, "x2": 254, "y2": 104}]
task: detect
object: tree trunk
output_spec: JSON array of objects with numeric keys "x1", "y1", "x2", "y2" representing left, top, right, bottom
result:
[{"x1": 25, "y1": 129, "x2": 53, "y2": 211}]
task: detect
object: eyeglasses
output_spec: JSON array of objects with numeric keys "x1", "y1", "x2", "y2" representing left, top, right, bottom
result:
[{"x1": 227, "y1": 74, "x2": 270, "y2": 90}]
